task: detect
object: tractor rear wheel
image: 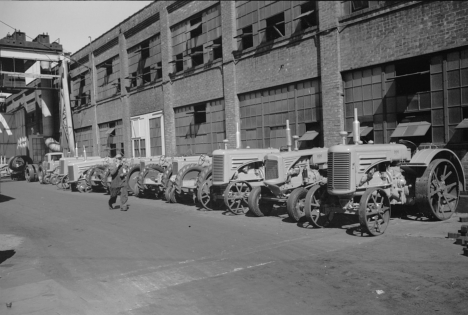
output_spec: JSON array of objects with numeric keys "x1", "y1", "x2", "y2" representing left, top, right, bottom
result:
[
  {"x1": 286, "y1": 187, "x2": 307, "y2": 222},
  {"x1": 141, "y1": 164, "x2": 165, "y2": 197},
  {"x1": 358, "y1": 187, "x2": 391, "y2": 236},
  {"x1": 304, "y1": 185, "x2": 331, "y2": 228},
  {"x1": 174, "y1": 164, "x2": 204, "y2": 195},
  {"x1": 248, "y1": 186, "x2": 273, "y2": 217},
  {"x1": 416, "y1": 159, "x2": 459, "y2": 221},
  {"x1": 224, "y1": 181, "x2": 252, "y2": 215}
]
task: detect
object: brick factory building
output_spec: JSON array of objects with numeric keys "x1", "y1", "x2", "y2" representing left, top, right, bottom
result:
[{"x1": 4, "y1": 1, "x2": 468, "y2": 185}]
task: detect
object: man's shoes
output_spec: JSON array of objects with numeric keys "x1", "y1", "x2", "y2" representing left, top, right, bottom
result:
[
  {"x1": 121, "y1": 207, "x2": 128, "y2": 211},
  {"x1": 109, "y1": 206, "x2": 113, "y2": 210}
]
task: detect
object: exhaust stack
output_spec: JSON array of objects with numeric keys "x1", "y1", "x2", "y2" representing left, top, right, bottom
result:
[
  {"x1": 236, "y1": 122, "x2": 241, "y2": 149},
  {"x1": 223, "y1": 139, "x2": 229, "y2": 150},
  {"x1": 286, "y1": 120, "x2": 292, "y2": 152},
  {"x1": 83, "y1": 146, "x2": 87, "y2": 160},
  {"x1": 353, "y1": 108, "x2": 360, "y2": 145}
]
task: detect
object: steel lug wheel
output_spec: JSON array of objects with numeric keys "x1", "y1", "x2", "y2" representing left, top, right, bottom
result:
[{"x1": 358, "y1": 187, "x2": 391, "y2": 236}]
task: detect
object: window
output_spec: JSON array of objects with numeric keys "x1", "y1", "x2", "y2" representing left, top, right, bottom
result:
[
  {"x1": 191, "y1": 46, "x2": 204, "y2": 68},
  {"x1": 394, "y1": 59, "x2": 430, "y2": 95},
  {"x1": 212, "y1": 37, "x2": 223, "y2": 61},
  {"x1": 175, "y1": 53, "x2": 184, "y2": 72},
  {"x1": 189, "y1": 16, "x2": 203, "y2": 39},
  {"x1": 99, "y1": 120, "x2": 123, "y2": 157},
  {"x1": 352, "y1": 1, "x2": 369, "y2": 12},
  {"x1": 97, "y1": 56, "x2": 119, "y2": 101},
  {"x1": 171, "y1": 5, "x2": 221, "y2": 73},
  {"x1": 127, "y1": 34, "x2": 161, "y2": 88},
  {"x1": 297, "y1": 1, "x2": 317, "y2": 31},
  {"x1": 141, "y1": 41, "x2": 150, "y2": 60},
  {"x1": 133, "y1": 139, "x2": 146, "y2": 158},
  {"x1": 194, "y1": 104, "x2": 206, "y2": 124},
  {"x1": 174, "y1": 100, "x2": 225, "y2": 155},
  {"x1": 241, "y1": 25, "x2": 253, "y2": 50},
  {"x1": 156, "y1": 62, "x2": 162, "y2": 80},
  {"x1": 239, "y1": 79, "x2": 322, "y2": 149},
  {"x1": 265, "y1": 13, "x2": 285, "y2": 42}
]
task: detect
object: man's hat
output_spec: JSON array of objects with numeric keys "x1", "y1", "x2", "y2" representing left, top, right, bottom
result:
[{"x1": 115, "y1": 154, "x2": 122, "y2": 159}]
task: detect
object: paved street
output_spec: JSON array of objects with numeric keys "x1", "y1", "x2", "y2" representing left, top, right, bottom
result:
[{"x1": 1, "y1": 179, "x2": 468, "y2": 315}]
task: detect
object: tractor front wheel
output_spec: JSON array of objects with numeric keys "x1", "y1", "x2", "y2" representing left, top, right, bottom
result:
[
  {"x1": 304, "y1": 185, "x2": 331, "y2": 228},
  {"x1": 286, "y1": 187, "x2": 307, "y2": 222},
  {"x1": 248, "y1": 186, "x2": 273, "y2": 217},
  {"x1": 358, "y1": 187, "x2": 391, "y2": 236},
  {"x1": 224, "y1": 181, "x2": 252, "y2": 215}
]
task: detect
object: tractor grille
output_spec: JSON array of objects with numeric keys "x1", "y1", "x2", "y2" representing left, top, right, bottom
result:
[
  {"x1": 68, "y1": 165, "x2": 76, "y2": 181},
  {"x1": 328, "y1": 152, "x2": 350, "y2": 190},
  {"x1": 60, "y1": 160, "x2": 66, "y2": 174},
  {"x1": 264, "y1": 160, "x2": 278, "y2": 180},
  {"x1": 213, "y1": 155, "x2": 224, "y2": 182}
]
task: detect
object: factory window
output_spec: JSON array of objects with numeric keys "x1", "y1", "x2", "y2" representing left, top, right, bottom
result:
[
  {"x1": 189, "y1": 16, "x2": 203, "y2": 39},
  {"x1": 295, "y1": 1, "x2": 317, "y2": 32},
  {"x1": 71, "y1": 71, "x2": 90, "y2": 108},
  {"x1": 97, "y1": 56, "x2": 120, "y2": 101},
  {"x1": 240, "y1": 25, "x2": 253, "y2": 50},
  {"x1": 212, "y1": 37, "x2": 223, "y2": 61},
  {"x1": 343, "y1": 52, "x2": 468, "y2": 145},
  {"x1": 171, "y1": 4, "x2": 221, "y2": 73},
  {"x1": 174, "y1": 100, "x2": 225, "y2": 155},
  {"x1": 127, "y1": 34, "x2": 161, "y2": 88},
  {"x1": 75, "y1": 126, "x2": 93, "y2": 157},
  {"x1": 265, "y1": 13, "x2": 285, "y2": 42},
  {"x1": 236, "y1": 1, "x2": 312, "y2": 51},
  {"x1": 239, "y1": 79, "x2": 322, "y2": 149},
  {"x1": 191, "y1": 46, "x2": 204, "y2": 68},
  {"x1": 194, "y1": 104, "x2": 206, "y2": 124},
  {"x1": 99, "y1": 120, "x2": 123, "y2": 158},
  {"x1": 175, "y1": 53, "x2": 184, "y2": 73},
  {"x1": 352, "y1": 1, "x2": 369, "y2": 12}
]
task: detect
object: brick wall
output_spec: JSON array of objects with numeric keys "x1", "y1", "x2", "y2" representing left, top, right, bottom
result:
[
  {"x1": 318, "y1": 1, "x2": 344, "y2": 147},
  {"x1": 128, "y1": 86, "x2": 164, "y2": 117},
  {"x1": 340, "y1": 1, "x2": 468, "y2": 71},
  {"x1": 236, "y1": 36, "x2": 318, "y2": 94}
]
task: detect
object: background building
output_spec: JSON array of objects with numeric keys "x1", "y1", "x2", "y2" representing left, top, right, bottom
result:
[{"x1": 4, "y1": 1, "x2": 468, "y2": 187}]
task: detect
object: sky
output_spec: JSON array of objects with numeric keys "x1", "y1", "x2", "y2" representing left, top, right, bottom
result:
[{"x1": 0, "y1": 1, "x2": 154, "y2": 54}]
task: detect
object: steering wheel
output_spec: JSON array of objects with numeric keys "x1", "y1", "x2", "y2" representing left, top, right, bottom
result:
[{"x1": 198, "y1": 154, "x2": 206, "y2": 165}]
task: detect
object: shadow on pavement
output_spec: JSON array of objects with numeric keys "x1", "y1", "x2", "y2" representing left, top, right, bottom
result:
[
  {"x1": 0, "y1": 250, "x2": 15, "y2": 265},
  {"x1": 0, "y1": 194, "x2": 15, "y2": 203}
]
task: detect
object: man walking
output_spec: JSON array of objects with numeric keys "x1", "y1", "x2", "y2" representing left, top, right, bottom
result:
[{"x1": 108, "y1": 154, "x2": 128, "y2": 211}]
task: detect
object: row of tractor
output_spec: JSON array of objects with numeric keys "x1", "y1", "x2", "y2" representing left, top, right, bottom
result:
[{"x1": 13, "y1": 115, "x2": 466, "y2": 237}]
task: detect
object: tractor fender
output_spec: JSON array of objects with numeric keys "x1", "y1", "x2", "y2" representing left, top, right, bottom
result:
[
  {"x1": 409, "y1": 149, "x2": 465, "y2": 191},
  {"x1": 231, "y1": 160, "x2": 264, "y2": 181}
]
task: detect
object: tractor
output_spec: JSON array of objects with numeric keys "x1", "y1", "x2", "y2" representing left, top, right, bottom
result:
[
  {"x1": 164, "y1": 154, "x2": 212, "y2": 204},
  {"x1": 66, "y1": 157, "x2": 112, "y2": 192},
  {"x1": 134, "y1": 155, "x2": 172, "y2": 198},
  {"x1": 302, "y1": 110, "x2": 465, "y2": 236},
  {"x1": 247, "y1": 121, "x2": 328, "y2": 221},
  {"x1": 197, "y1": 140, "x2": 279, "y2": 213},
  {"x1": 35, "y1": 152, "x2": 65, "y2": 184}
]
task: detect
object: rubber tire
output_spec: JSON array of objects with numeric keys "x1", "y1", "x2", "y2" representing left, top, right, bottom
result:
[
  {"x1": 195, "y1": 165, "x2": 212, "y2": 206},
  {"x1": 248, "y1": 186, "x2": 273, "y2": 217},
  {"x1": 38, "y1": 165, "x2": 46, "y2": 184},
  {"x1": 126, "y1": 164, "x2": 141, "y2": 195},
  {"x1": 8, "y1": 155, "x2": 33, "y2": 172},
  {"x1": 286, "y1": 187, "x2": 307, "y2": 222},
  {"x1": 174, "y1": 163, "x2": 205, "y2": 195},
  {"x1": 141, "y1": 164, "x2": 165, "y2": 197},
  {"x1": 161, "y1": 165, "x2": 173, "y2": 189},
  {"x1": 25, "y1": 164, "x2": 34, "y2": 182}
]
